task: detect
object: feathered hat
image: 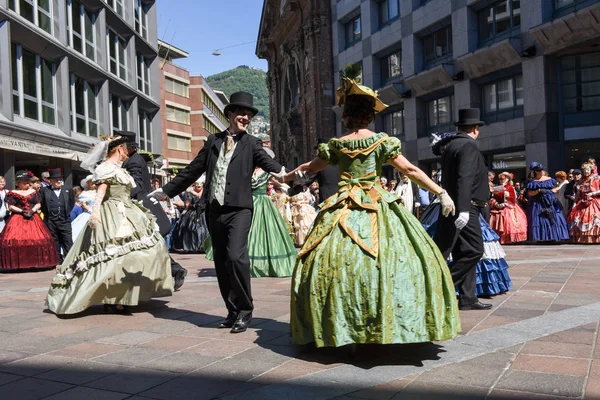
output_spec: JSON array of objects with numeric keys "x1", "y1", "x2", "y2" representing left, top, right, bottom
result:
[
  {"x1": 430, "y1": 132, "x2": 457, "y2": 156},
  {"x1": 336, "y1": 64, "x2": 388, "y2": 114}
]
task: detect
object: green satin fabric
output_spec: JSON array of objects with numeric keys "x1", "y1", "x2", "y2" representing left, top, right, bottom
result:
[
  {"x1": 203, "y1": 178, "x2": 297, "y2": 278},
  {"x1": 46, "y1": 175, "x2": 172, "y2": 315},
  {"x1": 291, "y1": 133, "x2": 461, "y2": 347}
]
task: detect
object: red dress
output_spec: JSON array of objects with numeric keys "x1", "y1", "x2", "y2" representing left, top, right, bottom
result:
[
  {"x1": 568, "y1": 176, "x2": 600, "y2": 243},
  {"x1": 489, "y1": 184, "x2": 528, "y2": 244},
  {"x1": 0, "y1": 191, "x2": 59, "y2": 271}
]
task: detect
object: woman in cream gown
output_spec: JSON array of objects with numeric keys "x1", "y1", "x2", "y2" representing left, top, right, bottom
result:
[{"x1": 46, "y1": 136, "x2": 172, "y2": 315}]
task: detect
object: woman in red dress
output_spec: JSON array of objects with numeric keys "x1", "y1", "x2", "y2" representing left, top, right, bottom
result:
[
  {"x1": 568, "y1": 162, "x2": 600, "y2": 243},
  {"x1": 0, "y1": 170, "x2": 59, "y2": 271},
  {"x1": 489, "y1": 172, "x2": 528, "y2": 244}
]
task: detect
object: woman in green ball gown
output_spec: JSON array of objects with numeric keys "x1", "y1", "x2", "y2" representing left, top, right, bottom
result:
[{"x1": 287, "y1": 72, "x2": 461, "y2": 348}]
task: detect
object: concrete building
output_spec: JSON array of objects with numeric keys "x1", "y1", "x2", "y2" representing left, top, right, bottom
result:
[
  {"x1": 0, "y1": 0, "x2": 162, "y2": 188},
  {"x1": 257, "y1": 0, "x2": 335, "y2": 168},
  {"x1": 331, "y1": 0, "x2": 600, "y2": 180}
]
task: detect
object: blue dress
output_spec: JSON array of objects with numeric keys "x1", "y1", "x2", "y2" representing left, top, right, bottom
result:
[
  {"x1": 420, "y1": 200, "x2": 512, "y2": 296},
  {"x1": 526, "y1": 179, "x2": 569, "y2": 242}
]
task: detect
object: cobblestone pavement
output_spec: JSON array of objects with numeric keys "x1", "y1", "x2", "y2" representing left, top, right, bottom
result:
[{"x1": 0, "y1": 245, "x2": 599, "y2": 399}]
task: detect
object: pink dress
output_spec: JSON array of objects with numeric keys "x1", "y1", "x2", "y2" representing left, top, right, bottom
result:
[
  {"x1": 489, "y1": 184, "x2": 528, "y2": 244},
  {"x1": 568, "y1": 176, "x2": 600, "y2": 243}
]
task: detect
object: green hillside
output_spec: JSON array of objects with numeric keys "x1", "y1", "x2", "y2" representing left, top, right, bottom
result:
[{"x1": 206, "y1": 66, "x2": 269, "y2": 120}]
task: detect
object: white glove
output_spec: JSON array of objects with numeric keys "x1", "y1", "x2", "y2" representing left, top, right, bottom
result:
[
  {"x1": 147, "y1": 188, "x2": 167, "y2": 201},
  {"x1": 454, "y1": 212, "x2": 469, "y2": 230},
  {"x1": 414, "y1": 202, "x2": 421, "y2": 209},
  {"x1": 438, "y1": 191, "x2": 455, "y2": 218}
]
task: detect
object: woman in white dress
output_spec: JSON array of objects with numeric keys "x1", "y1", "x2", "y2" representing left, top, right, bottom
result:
[{"x1": 71, "y1": 175, "x2": 97, "y2": 241}]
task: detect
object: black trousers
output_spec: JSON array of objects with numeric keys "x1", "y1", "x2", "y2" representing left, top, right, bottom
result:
[
  {"x1": 433, "y1": 205, "x2": 484, "y2": 306},
  {"x1": 208, "y1": 204, "x2": 253, "y2": 316},
  {"x1": 45, "y1": 217, "x2": 73, "y2": 258},
  {"x1": 481, "y1": 205, "x2": 490, "y2": 223}
]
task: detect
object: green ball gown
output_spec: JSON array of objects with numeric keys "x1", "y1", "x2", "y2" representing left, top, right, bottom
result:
[
  {"x1": 46, "y1": 162, "x2": 173, "y2": 315},
  {"x1": 203, "y1": 169, "x2": 297, "y2": 278},
  {"x1": 291, "y1": 133, "x2": 461, "y2": 348}
]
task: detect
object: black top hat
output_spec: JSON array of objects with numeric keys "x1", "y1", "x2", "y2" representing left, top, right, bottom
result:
[
  {"x1": 48, "y1": 168, "x2": 63, "y2": 179},
  {"x1": 224, "y1": 92, "x2": 259, "y2": 118},
  {"x1": 15, "y1": 170, "x2": 33, "y2": 181},
  {"x1": 117, "y1": 131, "x2": 138, "y2": 147},
  {"x1": 455, "y1": 108, "x2": 485, "y2": 127}
]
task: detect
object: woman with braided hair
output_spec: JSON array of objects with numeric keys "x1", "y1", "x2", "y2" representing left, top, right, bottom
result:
[{"x1": 46, "y1": 136, "x2": 172, "y2": 315}]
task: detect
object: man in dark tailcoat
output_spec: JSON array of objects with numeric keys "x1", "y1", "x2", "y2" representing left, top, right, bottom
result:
[
  {"x1": 118, "y1": 131, "x2": 188, "y2": 291},
  {"x1": 41, "y1": 168, "x2": 74, "y2": 261},
  {"x1": 433, "y1": 108, "x2": 492, "y2": 311},
  {"x1": 148, "y1": 92, "x2": 293, "y2": 333}
]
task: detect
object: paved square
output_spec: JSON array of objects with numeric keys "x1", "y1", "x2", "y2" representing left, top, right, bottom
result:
[{"x1": 0, "y1": 245, "x2": 599, "y2": 399}]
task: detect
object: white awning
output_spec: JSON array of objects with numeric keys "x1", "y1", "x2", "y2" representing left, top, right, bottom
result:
[{"x1": 0, "y1": 134, "x2": 88, "y2": 161}]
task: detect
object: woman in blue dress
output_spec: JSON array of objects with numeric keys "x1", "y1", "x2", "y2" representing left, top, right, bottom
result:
[{"x1": 526, "y1": 162, "x2": 569, "y2": 242}]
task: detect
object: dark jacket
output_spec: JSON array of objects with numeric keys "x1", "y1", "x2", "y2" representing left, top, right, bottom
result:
[
  {"x1": 316, "y1": 165, "x2": 340, "y2": 203},
  {"x1": 162, "y1": 131, "x2": 283, "y2": 209},
  {"x1": 440, "y1": 133, "x2": 489, "y2": 214},
  {"x1": 41, "y1": 186, "x2": 74, "y2": 221},
  {"x1": 564, "y1": 180, "x2": 577, "y2": 210}
]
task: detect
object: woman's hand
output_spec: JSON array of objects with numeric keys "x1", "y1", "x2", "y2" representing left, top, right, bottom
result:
[{"x1": 88, "y1": 209, "x2": 101, "y2": 229}]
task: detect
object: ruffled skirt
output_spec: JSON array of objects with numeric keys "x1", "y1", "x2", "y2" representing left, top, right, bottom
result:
[
  {"x1": 0, "y1": 214, "x2": 58, "y2": 271},
  {"x1": 489, "y1": 205, "x2": 528, "y2": 244},
  {"x1": 568, "y1": 198, "x2": 600, "y2": 243}
]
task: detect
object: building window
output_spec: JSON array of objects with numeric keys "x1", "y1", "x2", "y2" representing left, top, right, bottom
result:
[
  {"x1": 167, "y1": 134, "x2": 191, "y2": 152},
  {"x1": 136, "y1": 53, "x2": 151, "y2": 95},
  {"x1": 423, "y1": 25, "x2": 452, "y2": 68},
  {"x1": 285, "y1": 63, "x2": 300, "y2": 110},
  {"x1": 381, "y1": 49, "x2": 402, "y2": 85},
  {"x1": 166, "y1": 105, "x2": 190, "y2": 125},
  {"x1": 70, "y1": 74, "x2": 98, "y2": 137},
  {"x1": 383, "y1": 109, "x2": 405, "y2": 141},
  {"x1": 107, "y1": 29, "x2": 127, "y2": 80},
  {"x1": 134, "y1": 0, "x2": 148, "y2": 40},
  {"x1": 139, "y1": 112, "x2": 152, "y2": 151},
  {"x1": 106, "y1": 0, "x2": 124, "y2": 18},
  {"x1": 425, "y1": 95, "x2": 454, "y2": 136},
  {"x1": 67, "y1": 0, "x2": 95, "y2": 61},
  {"x1": 378, "y1": 0, "x2": 399, "y2": 27},
  {"x1": 555, "y1": 0, "x2": 599, "y2": 17},
  {"x1": 9, "y1": 0, "x2": 52, "y2": 34},
  {"x1": 110, "y1": 94, "x2": 129, "y2": 132},
  {"x1": 11, "y1": 43, "x2": 56, "y2": 125},
  {"x1": 479, "y1": 0, "x2": 521, "y2": 45},
  {"x1": 203, "y1": 117, "x2": 220, "y2": 134},
  {"x1": 344, "y1": 15, "x2": 361, "y2": 48},
  {"x1": 202, "y1": 91, "x2": 227, "y2": 125},
  {"x1": 482, "y1": 75, "x2": 523, "y2": 122},
  {"x1": 165, "y1": 77, "x2": 189, "y2": 98},
  {"x1": 561, "y1": 53, "x2": 600, "y2": 114}
]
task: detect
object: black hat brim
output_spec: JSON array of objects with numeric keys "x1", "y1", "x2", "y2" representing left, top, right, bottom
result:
[
  {"x1": 224, "y1": 103, "x2": 259, "y2": 118},
  {"x1": 455, "y1": 120, "x2": 485, "y2": 126}
]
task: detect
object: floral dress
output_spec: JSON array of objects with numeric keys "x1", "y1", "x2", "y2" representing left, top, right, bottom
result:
[
  {"x1": 567, "y1": 175, "x2": 600, "y2": 243},
  {"x1": 46, "y1": 162, "x2": 172, "y2": 315},
  {"x1": 291, "y1": 133, "x2": 460, "y2": 348},
  {"x1": 290, "y1": 190, "x2": 317, "y2": 246}
]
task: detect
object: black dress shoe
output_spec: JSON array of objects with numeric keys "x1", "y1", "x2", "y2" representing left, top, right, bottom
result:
[
  {"x1": 230, "y1": 313, "x2": 252, "y2": 334},
  {"x1": 459, "y1": 301, "x2": 492, "y2": 310},
  {"x1": 218, "y1": 312, "x2": 238, "y2": 329}
]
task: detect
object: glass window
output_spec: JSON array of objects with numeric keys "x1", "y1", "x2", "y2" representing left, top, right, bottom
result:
[
  {"x1": 425, "y1": 95, "x2": 454, "y2": 135},
  {"x1": 9, "y1": 0, "x2": 52, "y2": 34},
  {"x1": 167, "y1": 134, "x2": 191, "y2": 152},
  {"x1": 107, "y1": 29, "x2": 127, "y2": 80},
  {"x1": 561, "y1": 53, "x2": 600, "y2": 113},
  {"x1": 11, "y1": 43, "x2": 56, "y2": 125},
  {"x1": 379, "y1": 0, "x2": 399, "y2": 27},
  {"x1": 165, "y1": 77, "x2": 189, "y2": 98},
  {"x1": 203, "y1": 117, "x2": 220, "y2": 134},
  {"x1": 482, "y1": 75, "x2": 523, "y2": 118},
  {"x1": 345, "y1": 15, "x2": 361, "y2": 48},
  {"x1": 423, "y1": 25, "x2": 452, "y2": 66},
  {"x1": 136, "y1": 53, "x2": 151, "y2": 95},
  {"x1": 479, "y1": 0, "x2": 521, "y2": 44},
  {"x1": 107, "y1": 0, "x2": 124, "y2": 17},
  {"x1": 134, "y1": 0, "x2": 149, "y2": 40},
  {"x1": 381, "y1": 49, "x2": 402, "y2": 85},
  {"x1": 67, "y1": 0, "x2": 95, "y2": 61},
  {"x1": 139, "y1": 112, "x2": 152, "y2": 151},
  {"x1": 70, "y1": 74, "x2": 98, "y2": 137},
  {"x1": 110, "y1": 94, "x2": 129, "y2": 132},
  {"x1": 202, "y1": 90, "x2": 227, "y2": 126},
  {"x1": 383, "y1": 109, "x2": 405, "y2": 140},
  {"x1": 166, "y1": 105, "x2": 190, "y2": 125}
]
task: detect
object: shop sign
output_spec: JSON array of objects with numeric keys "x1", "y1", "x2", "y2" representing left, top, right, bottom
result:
[{"x1": 0, "y1": 135, "x2": 87, "y2": 161}]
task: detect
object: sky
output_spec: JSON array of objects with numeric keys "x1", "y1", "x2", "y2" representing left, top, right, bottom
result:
[{"x1": 156, "y1": 0, "x2": 268, "y2": 77}]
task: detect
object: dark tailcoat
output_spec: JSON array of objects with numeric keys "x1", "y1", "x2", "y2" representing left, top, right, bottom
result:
[
  {"x1": 434, "y1": 133, "x2": 488, "y2": 306},
  {"x1": 162, "y1": 130, "x2": 284, "y2": 315},
  {"x1": 41, "y1": 186, "x2": 74, "y2": 257}
]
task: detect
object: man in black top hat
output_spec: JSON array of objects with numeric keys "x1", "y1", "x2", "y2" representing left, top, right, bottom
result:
[
  {"x1": 148, "y1": 91, "x2": 296, "y2": 334},
  {"x1": 434, "y1": 108, "x2": 492, "y2": 311},
  {"x1": 118, "y1": 131, "x2": 188, "y2": 291},
  {"x1": 41, "y1": 168, "x2": 74, "y2": 261}
]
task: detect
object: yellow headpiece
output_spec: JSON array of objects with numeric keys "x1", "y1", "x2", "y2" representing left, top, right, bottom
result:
[{"x1": 336, "y1": 64, "x2": 388, "y2": 114}]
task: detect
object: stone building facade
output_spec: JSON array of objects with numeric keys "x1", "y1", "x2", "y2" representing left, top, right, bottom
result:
[{"x1": 257, "y1": 0, "x2": 335, "y2": 168}]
